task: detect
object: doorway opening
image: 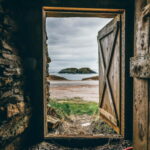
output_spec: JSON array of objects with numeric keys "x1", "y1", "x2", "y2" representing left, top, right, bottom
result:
[
  {"x1": 47, "y1": 17, "x2": 117, "y2": 136},
  {"x1": 43, "y1": 7, "x2": 125, "y2": 138}
]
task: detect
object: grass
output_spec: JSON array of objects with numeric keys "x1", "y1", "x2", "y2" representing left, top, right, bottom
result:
[
  {"x1": 47, "y1": 97, "x2": 117, "y2": 135},
  {"x1": 48, "y1": 97, "x2": 99, "y2": 117}
]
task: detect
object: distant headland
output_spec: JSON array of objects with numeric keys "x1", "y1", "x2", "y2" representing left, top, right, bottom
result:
[
  {"x1": 48, "y1": 75, "x2": 68, "y2": 81},
  {"x1": 58, "y1": 67, "x2": 96, "y2": 74}
]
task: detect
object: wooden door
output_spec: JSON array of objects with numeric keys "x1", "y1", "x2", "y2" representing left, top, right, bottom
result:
[{"x1": 97, "y1": 15, "x2": 123, "y2": 134}]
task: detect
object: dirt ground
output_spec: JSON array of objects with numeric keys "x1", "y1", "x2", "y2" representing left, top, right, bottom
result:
[
  {"x1": 44, "y1": 80, "x2": 133, "y2": 149},
  {"x1": 48, "y1": 114, "x2": 116, "y2": 136},
  {"x1": 28, "y1": 140, "x2": 132, "y2": 150}
]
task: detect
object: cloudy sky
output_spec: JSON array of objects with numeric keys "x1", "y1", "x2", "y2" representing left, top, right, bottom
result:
[{"x1": 46, "y1": 17, "x2": 112, "y2": 73}]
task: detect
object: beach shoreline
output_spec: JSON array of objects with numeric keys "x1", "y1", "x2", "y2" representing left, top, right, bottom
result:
[{"x1": 49, "y1": 80, "x2": 99, "y2": 102}]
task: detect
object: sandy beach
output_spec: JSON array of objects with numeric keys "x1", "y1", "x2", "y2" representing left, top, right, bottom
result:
[{"x1": 49, "y1": 80, "x2": 99, "y2": 103}]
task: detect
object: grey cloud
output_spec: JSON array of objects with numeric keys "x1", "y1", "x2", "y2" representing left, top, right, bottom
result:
[{"x1": 46, "y1": 17, "x2": 112, "y2": 73}]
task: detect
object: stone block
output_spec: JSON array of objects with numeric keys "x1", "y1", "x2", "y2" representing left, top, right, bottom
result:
[
  {"x1": 0, "y1": 94, "x2": 24, "y2": 105},
  {"x1": 1, "y1": 90, "x2": 13, "y2": 99},
  {"x1": 0, "y1": 114, "x2": 30, "y2": 142},
  {"x1": 4, "y1": 67, "x2": 22, "y2": 76},
  {"x1": 0, "y1": 77, "x2": 13, "y2": 87},
  {"x1": 11, "y1": 95, "x2": 24, "y2": 101},
  {"x1": 7, "y1": 102, "x2": 25, "y2": 118},
  {"x1": 13, "y1": 81, "x2": 23, "y2": 87},
  {"x1": 0, "y1": 58, "x2": 14, "y2": 66},
  {"x1": 2, "y1": 40, "x2": 13, "y2": 51},
  {"x1": 2, "y1": 53, "x2": 20, "y2": 61}
]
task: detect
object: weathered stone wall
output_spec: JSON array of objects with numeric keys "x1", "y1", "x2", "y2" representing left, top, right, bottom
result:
[{"x1": 0, "y1": 0, "x2": 31, "y2": 149}]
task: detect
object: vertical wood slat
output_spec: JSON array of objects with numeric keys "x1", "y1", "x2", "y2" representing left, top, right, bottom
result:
[
  {"x1": 99, "y1": 22, "x2": 119, "y2": 108},
  {"x1": 42, "y1": 10, "x2": 48, "y2": 137},
  {"x1": 133, "y1": 1, "x2": 150, "y2": 149}
]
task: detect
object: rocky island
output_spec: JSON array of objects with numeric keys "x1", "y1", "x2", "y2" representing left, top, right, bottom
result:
[{"x1": 59, "y1": 67, "x2": 96, "y2": 74}]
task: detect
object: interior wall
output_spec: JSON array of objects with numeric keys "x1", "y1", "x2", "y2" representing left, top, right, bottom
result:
[
  {"x1": 0, "y1": 0, "x2": 135, "y2": 149},
  {"x1": 0, "y1": 0, "x2": 43, "y2": 149},
  {"x1": 133, "y1": 0, "x2": 150, "y2": 149},
  {"x1": 0, "y1": 0, "x2": 31, "y2": 149}
]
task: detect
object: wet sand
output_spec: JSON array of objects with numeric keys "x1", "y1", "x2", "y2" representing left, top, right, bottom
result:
[{"x1": 49, "y1": 80, "x2": 99, "y2": 103}]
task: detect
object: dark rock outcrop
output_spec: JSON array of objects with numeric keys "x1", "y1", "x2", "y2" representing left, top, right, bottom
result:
[{"x1": 59, "y1": 67, "x2": 96, "y2": 74}]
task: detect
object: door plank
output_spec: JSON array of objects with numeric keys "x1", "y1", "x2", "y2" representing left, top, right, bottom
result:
[
  {"x1": 99, "y1": 21, "x2": 120, "y2": 123},
  {"x1": 97, "y1": 15, "x2": 122, "y2": 134},
  {"x1": 100, "y1": 109, "x2": 118, "y2": 126}
]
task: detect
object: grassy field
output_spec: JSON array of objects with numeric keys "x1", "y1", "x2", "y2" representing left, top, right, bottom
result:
[
  {"x1": 48, "y1": 97, "x2": 99, "y2": 117},
  {"x1": 47, "y1": 97, "x2": 117, "y2": 135}
]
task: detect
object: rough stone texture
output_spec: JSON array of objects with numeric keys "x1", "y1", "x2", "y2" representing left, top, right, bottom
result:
[
  {"x1": 27, "y1": 141, "x2": 132, "y2": 150},
  {"x1": 45, "y1": 29, "x2": 51, "y2": 134},
  {"x1": 0, "y1": 0, "x2": 31, "y2": 149}
]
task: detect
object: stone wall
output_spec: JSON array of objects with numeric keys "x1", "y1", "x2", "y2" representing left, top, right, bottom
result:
[{"x1": 0, "y1": 0, "x2": 31, "y2": 149}]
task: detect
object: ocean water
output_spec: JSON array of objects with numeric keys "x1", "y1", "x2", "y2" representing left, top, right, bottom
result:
[{"x1": 50, "y1": 72, "x2": 98, "y2": 81}]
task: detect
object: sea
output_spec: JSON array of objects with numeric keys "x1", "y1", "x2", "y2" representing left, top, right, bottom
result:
[{"x1": 50, "y1": 72, "x2": 98, "y2": 81}]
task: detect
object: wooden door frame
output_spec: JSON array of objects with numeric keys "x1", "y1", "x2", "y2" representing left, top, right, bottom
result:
[{"x1": 42, "y1": 7, "x2": 132, "y2": 140}]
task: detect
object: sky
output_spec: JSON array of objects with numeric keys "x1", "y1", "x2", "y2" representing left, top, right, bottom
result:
[{"x1": 46, "y1": 17, "x2": 112, "y2": 73}]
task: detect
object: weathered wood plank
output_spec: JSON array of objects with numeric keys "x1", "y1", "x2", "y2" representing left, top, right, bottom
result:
[
  {"x1": 133, "y1": 0, "x2": 150, "y2": 149},
  {"x1": 130, "y1": 54, "x2": 150, "y2": 78},
  {"x1": 100, "y1": 108, "x2": 118, "y2": 126},
  {"x1": 46, "y1": 11, "x2": 118, "y2": 18},
  {"x1": 142, "y1": 4, "x2": 150, "y2": 19}
]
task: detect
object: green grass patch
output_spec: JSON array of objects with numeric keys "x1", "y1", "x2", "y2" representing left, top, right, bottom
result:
[{"x1": 48, "y1": 97, "x2": 99, "y2": 116}]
